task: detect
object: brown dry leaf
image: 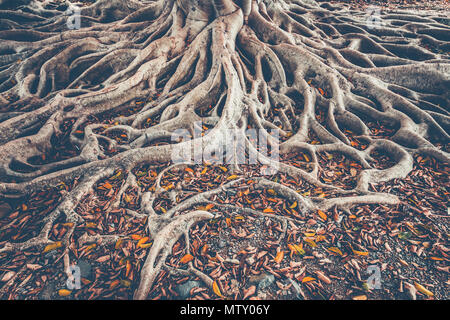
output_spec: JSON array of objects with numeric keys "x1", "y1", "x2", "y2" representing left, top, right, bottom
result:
[
  {"x1": 1, "y1": 271, "x2": 15, "y2": 282},
  {"x1": 243, "y1": 285, "x2": 256, "y2": 300},
  {"x1": 315, "y1": 271, "x2": 332, "y2": 284},
  {"x1": 353, "y1": 295, "x2": 367, "y2": 300}
]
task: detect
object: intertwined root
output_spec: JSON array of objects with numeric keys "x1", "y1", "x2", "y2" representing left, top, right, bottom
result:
[{"x1": 0, "y1": 0, "x2": 449, "y2": 299}]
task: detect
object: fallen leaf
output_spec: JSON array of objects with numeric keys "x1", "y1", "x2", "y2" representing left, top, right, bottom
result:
[
  {"x1": 274, "y1": 250, "x2": 285, "y2": 264},
  {"x1": 180, "y1": 254, "x2": 194, "y2": 264},
  {"x1": 58, "y1": 289, "x2": 72, "y2": 297}
]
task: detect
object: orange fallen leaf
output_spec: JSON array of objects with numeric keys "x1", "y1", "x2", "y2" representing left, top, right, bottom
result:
[
  {"x1": 352, "y1": 249, "x2": 369, "y2": 256},
  {"x1": 42, "y1": 242, "x2": 62, "y2": 254},
  {"x1": 414, "y1": 282, "x2": 434, "y2": 297},
  {"x1": 102, "y1": 182, "x2": 113, "y2": 189},
  {"x1": 328, "y1": 247, "x2": 343, "y2": 256},
  {"x1": 110, "y1": 279, "x2": 120, "y2": 290},
  {"x1": 274, "y1": 250, "x2": 284, "y2": 264},
  {"x1": 58, "y1": 289, "x2": 72, "y2": 297},
  {"x1": 213, "y1": 281, "x2": 222, "y2": 297},
  {"x1": 302, "y1": 277, "x2": 316, "y2": 283},
  {"x1": 180, "y1": 254, "x2": 194, "y2": 264},
  {"x1": 137, "y1": 237, "x2": 149, "y2": 248},
  {"x1": 317, "y1": 210, "x2": 327, "y2": 221},
  {"x1": 115, "y1": 239, "x2": 123, "y2": 249},
  {"x1": 185, "y1": 167, "x2": 194, "y2": 173}
]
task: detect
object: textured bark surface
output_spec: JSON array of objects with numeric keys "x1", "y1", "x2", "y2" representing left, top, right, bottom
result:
[{"x1": 0, "y1": 0, "x2": 448, "y2": 300}]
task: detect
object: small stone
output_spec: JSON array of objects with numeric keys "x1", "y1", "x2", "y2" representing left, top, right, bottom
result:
[
  {"x1": 76, "y1": 260, "x2": 92, "y2": 279},
  {"x1": 175, "y1": 280, "x2": 202, "y2": 299},
  {"x1": 0, "y1": 202, "x2": 12, "y2": 219},
  {"x1": 246, "y1": 256, "x2": 256, "y2": 266},
  {"x1": 218, "y1": 238, "x2": 227, "y2": 248},
  {"x1": 249, "y1": 273, "x2": 275, "y2": 292}
]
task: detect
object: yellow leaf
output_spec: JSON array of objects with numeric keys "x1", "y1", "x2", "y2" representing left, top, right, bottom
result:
[
  {"x1": 102, "y1": 182, "x2": 113, "y2": 189},
  {"x1": 292, "y1": 244, "x2": 305, "y2": 255},
  {"x1": 85, "y1": 222, "x2": 97, "y2": 228},
  {"x1": 328, "y1": 247, "x2": 343, "y2": 256},
  {"x1": 137, "y1": 237, "x2": 149, "y2": 248},
  {"x1": 267, "y1": 189, "x2": 276, "y2": 195},
  {"x1": 42, "y1": 242, "x2": 62, "y2": 254},
  {"x1": 139, "y1": 242, "x2": 153, "y2": 249},
  {"x1": 180, "y1": 254, "x2": 194, "y2": 264},
  {"x1": 185, "y1": 167, "x2": 194, "y2": 173},
  {"x1": 317, "y1": 210, "x2": 327, "y2": 221},
  {"x1": 353, "y1": 295, "x2": 367, "y2": 300},
  {"x1": 263, "y1": 208, "x2": 275, "y2": 213},
  {"x1": 115, "y1": 239, "x2": 123, "y2": 249},
  {"x1": 205, "y1": 203, "x2": 215, "y2": 211},
  {"x1": 213, "y1": 281, "x2": 222, "y2": 297},
  {"x1": 58, "y1": 289, "x2": 72, "y2": 297},
  {"x1": 302, "y1": 277, "x2": 316, "y2": 283},
  {"x1": 219, "y1": 166, "x2": 228, "y2": 172},
  {"x1": 290, "y1": 202, "x2": 297, "y2": 209},
  {"x1": 84, "y1": 243, "x2": 97, "y2": 253},
  {"x1": 274, "y1": 250, "x2": 284, "y2": 264},
  {"x1": 227, "y1": 175, "x2": 238, "y2": 180},
  {"x1": 304, "y1": 238, "x2": 317, "y2": 248},
  {"x1": 201, "y1": 167, "x2": 208, "y2": 175},
  {"x1": 225, "y1": 218, "x2": 231, "y2": 227},
  {"x1": 414, "y1": 282, "x2": 434, "y2": 297},
  {"x1": 352, "y1": 249, "x2": 369, "y2": 256},
  {"x1": 131, "y1": 234, "x2": 142, "y2": 240},
  {"x1": 61, "y1": 223, "x2": 74, "y2": 228}
]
